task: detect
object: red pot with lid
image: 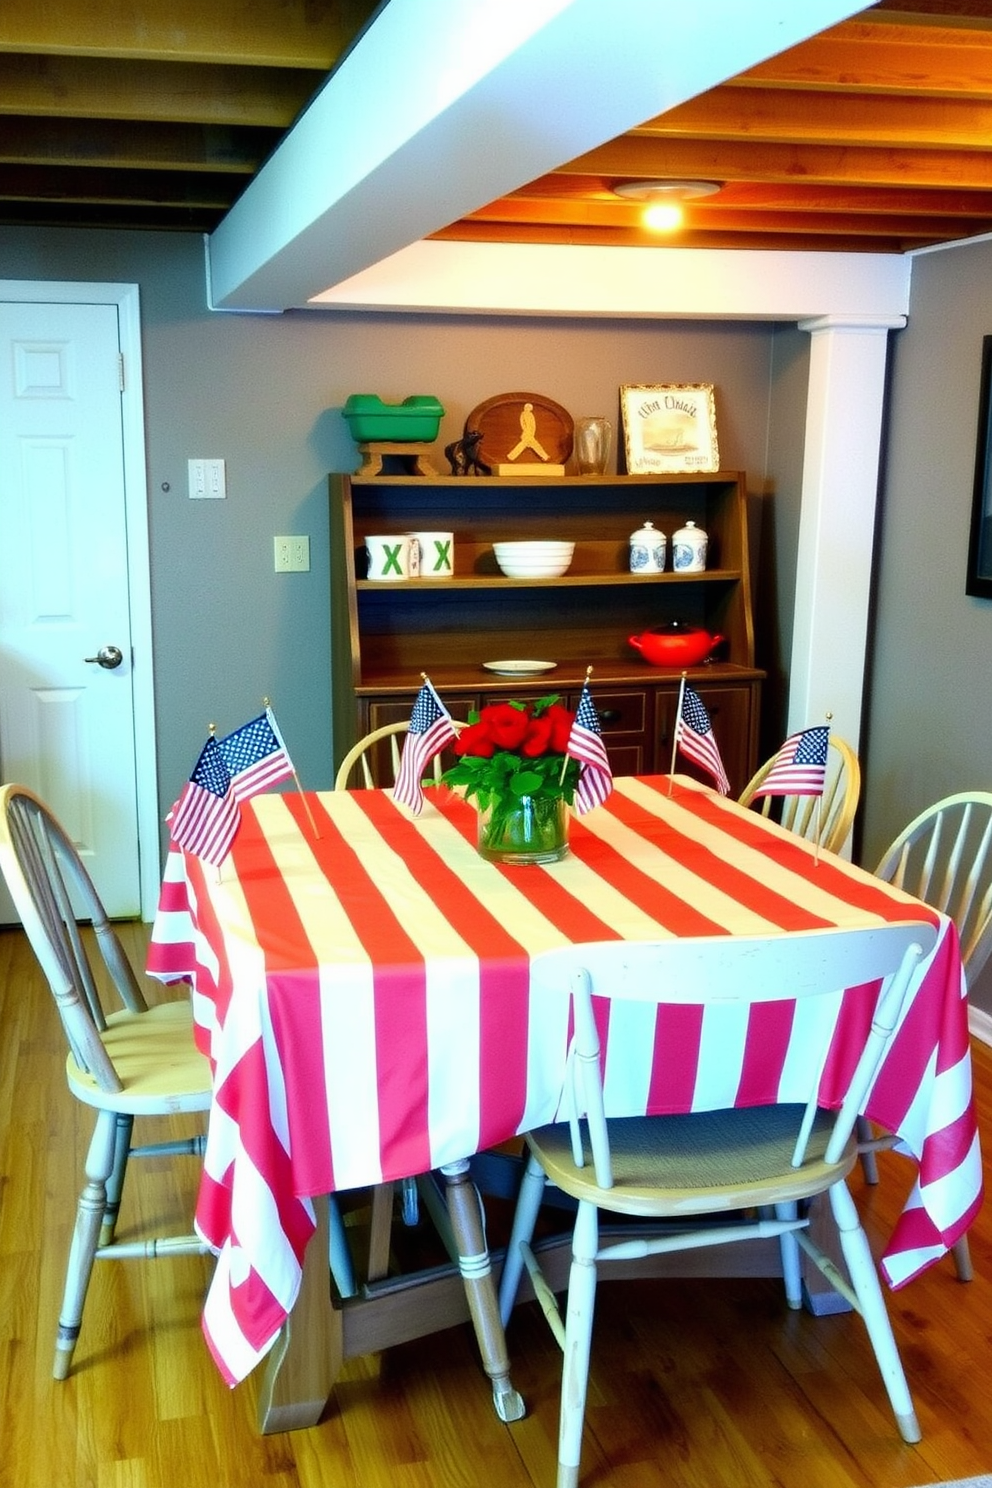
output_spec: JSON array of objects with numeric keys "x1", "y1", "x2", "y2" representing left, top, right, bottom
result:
[{"x1": 627, "y1": 622, "x2": 723, "y2": 667}]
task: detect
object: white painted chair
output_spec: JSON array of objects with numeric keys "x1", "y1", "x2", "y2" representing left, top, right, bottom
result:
[
  {"x1": 738, "y1": 733, "x2": 861, "y2": 856},
  {"x1": 0, "y1": 783, "x2": 213, "y2": 1379},
  {"x1": 857, "y1": 791, "x2": 992, "y2": 1281},
  {"x1": 334, "y1": 718, "x2": 465, "y2": 791},
  {"x1": 333, "y1": 719, "x2": 465, "y2": 1276},
  {"x1": 497, "y1": 924, "x2": 935, "y2": 1488}
]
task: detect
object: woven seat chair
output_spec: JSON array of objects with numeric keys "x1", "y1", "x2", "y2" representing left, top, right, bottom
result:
[
  {"x1": 738, "y1": 733, "x2": 861, "y2": 855},
  {"x1": 497, "y1": 925, "x2": 934, "y2": 1488},
  {"x1": 334, "y1": 718, "x2": 465, "y2": 791},
  {"x1": 0, "y1": 783, "x2": 212, "y2": 1379},
  {"x1": 857, "y1": 791, "x2": 992, "y2": 1282}
]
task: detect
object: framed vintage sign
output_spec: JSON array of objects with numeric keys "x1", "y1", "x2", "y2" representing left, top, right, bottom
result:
[
  {"x1": 967, "y1": 336, "x2": 992, "y2": 599},
  {"x1": 620, "y1": 383, "x2": 719, "y2": 474}
]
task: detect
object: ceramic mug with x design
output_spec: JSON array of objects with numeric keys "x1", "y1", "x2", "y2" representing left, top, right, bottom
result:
[
  {"x1": 408, "y1": 531, "x2": 454, "y2": 578},
  {"x1": 364, "y1": 533, "x2": 417, "y2": 581}
]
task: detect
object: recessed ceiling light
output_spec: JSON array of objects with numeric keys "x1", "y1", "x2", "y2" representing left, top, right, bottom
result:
[
  {"x1": 612, "y1": 180, "x2": 721, "y2": 202},
  {"x1": 643, "y1": 201, "x2": 685, "y2": 230}
]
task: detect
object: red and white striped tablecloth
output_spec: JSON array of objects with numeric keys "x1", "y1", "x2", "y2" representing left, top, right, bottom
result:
[{"x1": 147, "y1": 775, "x2": 981, "y2": 1387}]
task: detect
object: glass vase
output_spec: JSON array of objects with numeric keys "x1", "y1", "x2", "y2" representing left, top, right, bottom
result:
[
  {"x1": 574, "y1": 416, "x2": 613, "y2": 475},
  {"x1": 477, "y1": 794, "x2": 570, "y2": 865}
]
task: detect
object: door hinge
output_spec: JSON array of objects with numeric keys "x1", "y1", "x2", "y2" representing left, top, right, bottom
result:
[{"x1": 118, "y1": 353, "x2": 125, "y2": 392}]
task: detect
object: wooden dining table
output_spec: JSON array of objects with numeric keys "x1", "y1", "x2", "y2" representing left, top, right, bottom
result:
[{"x1": 147, "y1": 774, "x2": 981, "y2": 1433}]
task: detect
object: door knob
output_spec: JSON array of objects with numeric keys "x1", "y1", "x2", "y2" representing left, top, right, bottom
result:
[{"x1": 84, "y1": 645, "x2": 124, "y2": 670}]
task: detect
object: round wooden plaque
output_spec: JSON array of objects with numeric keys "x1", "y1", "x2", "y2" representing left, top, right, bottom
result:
[{"x1": 466, "y1": 392, "x2": 574, "y2": 472}]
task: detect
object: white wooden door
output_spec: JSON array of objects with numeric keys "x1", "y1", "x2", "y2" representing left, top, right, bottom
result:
[{"x1": 0, "y1": 300, "x2": 141, "y2": 918}]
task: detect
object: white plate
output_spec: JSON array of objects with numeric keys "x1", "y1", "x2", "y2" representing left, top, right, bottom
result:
[{"x1": 482, "y1": 659, "x2": 557, "y2": 676}]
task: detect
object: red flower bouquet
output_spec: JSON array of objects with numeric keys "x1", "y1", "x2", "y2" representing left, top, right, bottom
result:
[{"x1": 439, "y1": 695, "x2": 580, "y2": 863}]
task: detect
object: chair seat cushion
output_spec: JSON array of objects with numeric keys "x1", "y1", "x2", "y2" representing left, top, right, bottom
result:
[{"x1": 526, "y1": 1104, "x2": 857, "y2": 1217}]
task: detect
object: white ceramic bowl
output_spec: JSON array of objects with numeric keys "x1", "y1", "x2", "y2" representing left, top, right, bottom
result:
[{"x1": 493, "y1": 540, "x2": 575, "y2": 579}]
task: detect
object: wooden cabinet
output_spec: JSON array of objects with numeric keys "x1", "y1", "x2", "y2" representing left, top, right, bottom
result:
[{"x1": 330, "y1": 471, "x2": 764, "y2": 795}]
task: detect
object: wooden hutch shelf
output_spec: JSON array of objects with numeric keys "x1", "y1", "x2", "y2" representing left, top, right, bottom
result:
[{"x1": 330, "y1": 471, "x2": 764, "y2": 794}]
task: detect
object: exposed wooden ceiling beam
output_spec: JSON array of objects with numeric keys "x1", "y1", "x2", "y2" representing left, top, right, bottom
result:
[
  {"x1": 0, "y1": 54, "x2": 323, "y2": 127},
  {"x1": 0, "y1": 200, "x2": 223, "y2": 229},
  {"x1": 737, "y1": 17, "x2": 992, "y2": 95},
  {"x1": 0, "y1": 163, "x2": 236, "y2": 207},
  {"x1": 0, "y1": 0, "x2": 380, "y2": 68},
  {"x1": 645, "y1": 85, "x2": 992, "y2": 149},
  {"x1": 514, "y1": 172, "x2": 992, "y2": 217},
  {"x1": 428, "y1": 219, "x2": 920, "y2": 253},
  {"x1": 457, "y1": 195, "x2": 992, "y2": 241},
  {"x1": 0, "y1": 117, "x2": 270, "y2": 172},
  {"x1": 869, "y1": 0, "x2": 992, "y2": 20},
  {"x1": 564, "y1": 135, "x2": 992, "y2": 190}
]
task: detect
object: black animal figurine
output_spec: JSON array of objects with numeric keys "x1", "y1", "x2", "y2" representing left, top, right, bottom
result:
[{"x1": 445, "y1": 428, "x2": 490, "y2": 476}]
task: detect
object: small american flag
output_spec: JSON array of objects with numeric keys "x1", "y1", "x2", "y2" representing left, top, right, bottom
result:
[
  {"x1": 753, "y1": 725, "x2": 829, "y2": 798},
  {"x1": 169, "y1": 735, "x2": 240, "y2": 864},
  {"x1": 676, "y1": 685, "x2": 730, "y2": 795},
  {"x1": 393, "y1": 680, "x2": 458, "y2": 815},
  {"x1": 566, "y1": 679, "x2": 613, "y2": 814},
  {"x1": 218, "y1": 707, "x2": 294, "y2": 801}
]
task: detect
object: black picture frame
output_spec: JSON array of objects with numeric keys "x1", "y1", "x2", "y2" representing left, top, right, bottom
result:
[{"x1": 967, "y1": 336, "x2": 992, "y2": 598}]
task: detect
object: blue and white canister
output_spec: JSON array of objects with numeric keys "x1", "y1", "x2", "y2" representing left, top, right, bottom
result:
[
  {"x1": 629, "y1": 521, "x2": 666, "y2": 573},
  {"x1": 672, "y1": 520, "x2": 707, "y2": 572}
]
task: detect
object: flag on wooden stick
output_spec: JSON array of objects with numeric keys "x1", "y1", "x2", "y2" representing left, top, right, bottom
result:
[
  {"x1": 218, "y1": 706, "x2": 294, "y2": 801},
  {"x1": 393, "y1": 678, "x2": 458, "y2": 815},
  {"x1": 168, "y1": 734, "x2": 240, "y2": 865},
  {"x1": 675, "y1": 684, "x2": 730, "y2": 795},
  {"x1": 752, "y1": 724, "x2": 829, "y2": 799},
  {"x1": 566, "y1": 677, "x2": 613, "y2": 813}
]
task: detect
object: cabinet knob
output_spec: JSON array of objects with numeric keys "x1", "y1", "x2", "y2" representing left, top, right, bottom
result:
[{"x1": 597, "y1": 708, "x2": 621, "y2": 725}]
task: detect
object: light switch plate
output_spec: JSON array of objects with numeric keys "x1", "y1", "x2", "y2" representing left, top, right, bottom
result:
[{"x1": 188, "y1": 458, "x2": 226, "y2": 499}]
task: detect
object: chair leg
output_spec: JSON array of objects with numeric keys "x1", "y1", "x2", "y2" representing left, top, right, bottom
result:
[
  {"x1": 951, "y1": 1234, "x2": 974, "y2": 1282},
  {"x1": 856, "y1": 1114, "x2": 880, "y2": 1184},
  {"x1": 400, "y1": 1175, "x2": 419, "y2": 1226},
  {"x1": 498, "y1": 1152, "x2": 547, "y2": 1327},
  {"x1": 557, "y1": 1200, "x2": 599, "y2": 1488},
  {"x1": 774, "y1": 1202, "x2": 803, "y2": 1309},
  {"x1": 99, "y1": 1113, "x2": 133, "y2": 1248},
  {"x1": 328, "y1": 1196, "x2": 357, "y2": 1298},
  {"x1": 827, "y1": 1180, "x2": 921, "y2": 1443},
  {"x1": 55, "y1": 1109, "x2": 117, "y2": 1379}
]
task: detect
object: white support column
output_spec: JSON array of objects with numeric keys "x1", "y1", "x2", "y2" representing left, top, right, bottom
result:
[{"x1": 789, "y1": 315, "x2": 906, "y2": 755}]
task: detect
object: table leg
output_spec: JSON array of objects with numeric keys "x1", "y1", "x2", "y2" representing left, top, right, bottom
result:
[
  {"x1": 440, "y1": 1158, "x2": 526, "y2": 1422},
  {"x1": 256, "y1": 1195, "x2": 344, "y2": 1432}
]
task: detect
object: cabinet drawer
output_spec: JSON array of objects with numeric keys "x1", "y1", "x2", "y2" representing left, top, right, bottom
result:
[
  {"x1": 566, "y1": 689, "x2": 650, "y2": 778},
  {"x1": 600, "y1": 742, "x2": 647, "y2": 776},
  {"x1": 366, "y1": 697, "x2": 479, "y2": 731},
  {"x1": 566, "y1": 689, "x2": 646, "y2": 736}
]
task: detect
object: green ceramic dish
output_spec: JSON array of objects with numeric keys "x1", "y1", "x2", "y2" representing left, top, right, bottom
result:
[{"x1": 343, "y1": 394, "x2": 444, "y2": 443}]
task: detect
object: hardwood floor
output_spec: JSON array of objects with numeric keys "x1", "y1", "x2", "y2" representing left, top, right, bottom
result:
[{"x1": 1, "y1": 919, "x2": 989, "y2": 1488}]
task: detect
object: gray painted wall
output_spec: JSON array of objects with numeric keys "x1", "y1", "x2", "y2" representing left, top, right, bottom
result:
[
  {"x1": 5, "y1": 225, "x2": 987, "y2": 1000},
  {"x1": 0, "y1": 226, "x2": 788, "y2": 855},
  {"x1": 865, "y1": 235, "x2": 992, "y2": 1010}
]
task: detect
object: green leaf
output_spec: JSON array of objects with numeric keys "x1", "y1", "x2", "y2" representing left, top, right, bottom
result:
[{"x1": 510, "y1": 770, "x2": 543, "y2": 796}]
